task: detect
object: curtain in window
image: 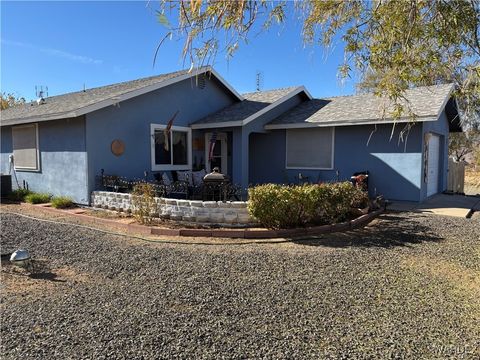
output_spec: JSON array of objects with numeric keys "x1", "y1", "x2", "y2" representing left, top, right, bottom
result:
[{"x1": 154, "y1": 130, "x2": 171, "y2": 165}]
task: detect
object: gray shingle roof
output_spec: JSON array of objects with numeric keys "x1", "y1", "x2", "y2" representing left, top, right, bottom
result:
[
  {"x1": 267, "y1": 83, "x2": 454, "y2": 128},
  {"x1": 192, "y1": 87, "x2": 299, "y2": 125},
  {"x1": 1, "y1": 67, "x2": 217, "y2": 126}
]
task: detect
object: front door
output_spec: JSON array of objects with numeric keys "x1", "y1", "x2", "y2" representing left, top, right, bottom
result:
[{"x1": 205, "y1": 132, "x2": 228, "y2": 174}]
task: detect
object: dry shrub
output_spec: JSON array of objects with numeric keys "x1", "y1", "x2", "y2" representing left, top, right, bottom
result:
[
  {"x1": 51, "y1": 196, "x2": 74, "y2": 209},
  {"x1": 131, "y1": 183, "x2": 157, "y2": 224}
]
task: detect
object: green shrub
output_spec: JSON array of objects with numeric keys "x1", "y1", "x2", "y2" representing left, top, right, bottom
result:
[
  {"x1": 248, "y1": 182, "x2": 369, "y2": 229},
  {"x1": 51, "y1": 196, "x2": 74, "y2": 209},
  {"x1": 131, "y1": 183, "x2": 157, "y2": 224},
  {"x1": 8, "y1": 188, "x2": 32, "y2": 202},
  {"x1": 24, "y1": 192, "x2": 51, "y2": 204}
]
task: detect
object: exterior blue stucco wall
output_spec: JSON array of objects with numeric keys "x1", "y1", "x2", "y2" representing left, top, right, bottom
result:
[
  {"x1": 0, "y1": 117, "x2": 89, "y2": 204},
  {"x1": 85, "y1": 76, "x2": 237, "y2": 194},
  {"x1": 420, "y1": 111, "x2": 450, "y2": 200},
  {"x1": 249, "y1": 122, "x2": 425, "y2": 201},
  {"x1": 232, "y1": 93, "x2": 305, "y2": 191}
]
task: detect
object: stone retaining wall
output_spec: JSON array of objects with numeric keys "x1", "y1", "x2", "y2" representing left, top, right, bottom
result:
[{"x1": 90, "y1": 191, "x2": 254, "y2": 225}]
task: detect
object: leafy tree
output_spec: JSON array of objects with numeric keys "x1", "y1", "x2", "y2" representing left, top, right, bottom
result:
[
  {"x1": 473, "y1": 147, "x2": 480, "y2": 168},
  {"x1": 1, "y1": 92, "x2": 26, "y2": 110},
  {"x1": 449, "y1": 130, "x2": 480, "y2": 161},
  {"x1": 156, "y1": 0, "x2": 480, "y2": 127}
]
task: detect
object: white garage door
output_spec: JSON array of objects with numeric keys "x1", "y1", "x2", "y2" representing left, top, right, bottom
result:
[{"x1": 427, "y1": 134, "x2": 440, "y2": 197}]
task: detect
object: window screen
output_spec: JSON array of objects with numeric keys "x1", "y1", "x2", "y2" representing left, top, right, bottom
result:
[
  {"x1": 12, "y1": 124, "x2": 39, "y2": 170},
  {"x1": 286, "y1": 128, "x2": 333, "y2": 169}
]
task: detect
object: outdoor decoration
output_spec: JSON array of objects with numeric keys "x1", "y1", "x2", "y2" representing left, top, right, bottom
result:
[
  {"x1": 111, "y1": 139, "x2": 125, "y2": 156},
  {"x1": 163, "y1": 110, "x2": 179, "y2": 151},
  {"x1": 208, "y1": 131, "x2": 218, "y2": 162},
  {"x1": 10, "y1": 249, "x2": 33, "y2": 272},
  {"x1": 351, "y1": 171, "x2": 369, "y2": 192}
]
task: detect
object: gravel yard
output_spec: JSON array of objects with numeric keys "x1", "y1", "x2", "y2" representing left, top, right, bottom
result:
[{"x1": 1, "y1": 210, "x2": 479, "y2": 359}]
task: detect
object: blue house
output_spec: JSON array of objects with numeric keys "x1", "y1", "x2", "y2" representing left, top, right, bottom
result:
[{"x1": 0, "y1": 67, "x2": 461, "y2": 204}]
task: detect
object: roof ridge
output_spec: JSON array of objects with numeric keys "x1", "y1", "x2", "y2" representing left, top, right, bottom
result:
[
  {"x1": 319, "y1": 82, "x2": 454, "y2": 100},
  {"x1": 242, "y1": 86, "x2": 301, "y2": 96},
  {"x1": 41, "y1": 66, "x2": 210, "y2": 100}
]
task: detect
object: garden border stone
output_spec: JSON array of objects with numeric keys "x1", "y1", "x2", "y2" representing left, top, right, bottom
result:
[
  {"x1": 91, "y1": 191, "x2": 254, "y2": 225},
  {"x1": 25, "y1": 203, "x2": 384, "y2": 239}
]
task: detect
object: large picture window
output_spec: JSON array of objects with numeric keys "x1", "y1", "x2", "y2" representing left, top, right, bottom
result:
[
  {"x1": 150, "y1": 124, "x2": 191, "y2": 171},
  {"x1": 12, "y1": 123, "x2": 40, "y2": 171},
  {"x1": 286, "y1": 127, "x2": 334, "y2": 169}
]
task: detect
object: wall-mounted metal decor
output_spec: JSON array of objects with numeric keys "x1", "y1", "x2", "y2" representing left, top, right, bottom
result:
[{"x1": 111, "y1": 139, "x2": 125, "y2": 156}]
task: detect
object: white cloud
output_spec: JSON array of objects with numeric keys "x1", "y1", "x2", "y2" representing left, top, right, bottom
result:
[{"x1": 2, "y1": 39, "x2": 103, "y2": 65}]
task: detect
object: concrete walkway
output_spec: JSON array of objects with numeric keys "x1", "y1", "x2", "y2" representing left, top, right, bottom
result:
[{"x1": 388, "y1": 193, "x2": 480, "y2": 218}]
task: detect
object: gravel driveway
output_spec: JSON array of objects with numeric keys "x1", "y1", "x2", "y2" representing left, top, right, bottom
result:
[{"x1": 1, "y1": 211, "x2": 479, "y2": 359}]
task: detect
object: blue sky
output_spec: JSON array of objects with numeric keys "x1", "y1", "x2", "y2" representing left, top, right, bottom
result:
[{"x1": 1, "y1": 1, "x2": 357, "y2": 101}]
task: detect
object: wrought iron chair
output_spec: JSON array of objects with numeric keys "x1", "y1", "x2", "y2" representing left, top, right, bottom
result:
[{"x1": 202, "y1": 180, "x2": 241, "y2": 202}]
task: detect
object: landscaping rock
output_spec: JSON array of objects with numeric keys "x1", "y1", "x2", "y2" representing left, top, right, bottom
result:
[
  {"x1": 3, "y1": 212, "x2": 478, "y2": 359},
  {"x1": 202, "y1": 201, "x2": 218, "y2": 208},
  {"x1": 223, "y1": 211, "x2": 238, "y2": 224},
  {"x1": 230, "y1": 201, "x2": 247, "y2": 208},
  {"x1": 208, "y1": 212, "x2": 225, "y2": 223},
  {"x1": 189, "y1": 200, "x2": 204, "y2": 208}
]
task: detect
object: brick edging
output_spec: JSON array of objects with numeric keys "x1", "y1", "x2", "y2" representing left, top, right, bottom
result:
[{"x1": 22, "y1": 203, "x2": 384, "y2": 239}]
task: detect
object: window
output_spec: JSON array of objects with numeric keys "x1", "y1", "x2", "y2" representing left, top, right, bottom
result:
[
  {"x1": 150, "y1": 124, "x2": 191, "y2": 171},
  {"x1": 286, "y1": 127, "x2": 334, "y2": 169},
  {"x1": 12, "y1": 123, "x2": 40, "y2": 171}
]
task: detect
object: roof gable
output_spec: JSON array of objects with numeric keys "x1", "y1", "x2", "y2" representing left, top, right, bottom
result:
[{"x1": 191, "y1": 86, "x2": 312, "y2": 129}]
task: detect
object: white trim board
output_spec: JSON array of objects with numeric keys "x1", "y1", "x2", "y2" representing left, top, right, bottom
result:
[
  {"x1": 150, "y1": 123, "x2": 192, "y2": 172},
  {"x1": 265, "y1": 116, "x2": 439, "y2": 130},
  {"x1": 191, "y1": 86, "x2": 312, "y2": 130},
  {"x1": 3, "y1": 67, "x2": 243, "y2": 125}
]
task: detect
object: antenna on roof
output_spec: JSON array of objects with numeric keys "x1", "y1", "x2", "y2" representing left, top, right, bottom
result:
[
  {"x1": 256, "y1": 71, "x2": 263, "y2": 91},
  {"x1": 34, "y1": 85, "x2": 48, "y2": 105}
]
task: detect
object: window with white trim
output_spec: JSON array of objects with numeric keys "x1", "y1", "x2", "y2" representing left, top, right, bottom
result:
[
  {"x1": 286, "y1": 127, "x2": 334, "y2": 169},
  {"x1": 12, "y1": 123, "x2": 40, "y2": 171},
  {"x1": 150, "y1": 124, "x2": 191, "y2": 171}
]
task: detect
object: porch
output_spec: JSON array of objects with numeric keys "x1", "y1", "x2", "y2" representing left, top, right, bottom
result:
[{"x1": 192, "y1": 127, "x2": 264, "y2": 195}]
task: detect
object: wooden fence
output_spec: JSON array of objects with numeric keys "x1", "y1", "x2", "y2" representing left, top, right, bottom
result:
[{"x1": 447, "y1": 157, "x2": 465, "y2": 193}]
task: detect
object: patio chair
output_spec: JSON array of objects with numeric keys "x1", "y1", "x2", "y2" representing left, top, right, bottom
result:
[{"x1": 153, "y1": 172, "x2": 189, "y2": 199}]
